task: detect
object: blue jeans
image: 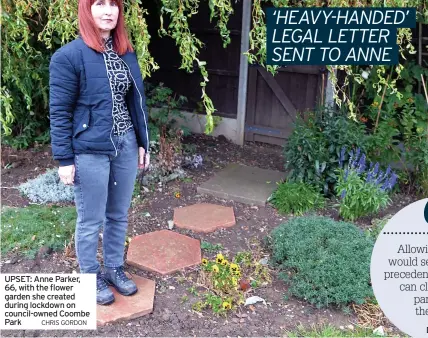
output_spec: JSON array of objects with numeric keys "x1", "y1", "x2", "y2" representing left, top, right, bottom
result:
[{"x1": 73, "y1": 129, "x2": 138, "y2": 273}]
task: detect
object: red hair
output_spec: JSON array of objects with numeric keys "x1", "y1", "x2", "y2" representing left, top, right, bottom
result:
[{"x1": 78, "y1": 0, "x2": 134, "y2": 55}]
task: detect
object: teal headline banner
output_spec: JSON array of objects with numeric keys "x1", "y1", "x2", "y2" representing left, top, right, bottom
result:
[{"x1": 266, "y1": 8, "x2": 417, "y2": 65}]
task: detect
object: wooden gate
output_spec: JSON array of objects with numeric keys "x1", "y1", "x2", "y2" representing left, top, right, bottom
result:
[{"x1": 245, "y1": 65, "x2": 326, "y2": 146}]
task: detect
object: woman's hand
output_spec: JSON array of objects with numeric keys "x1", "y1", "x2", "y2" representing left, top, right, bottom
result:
[
  {"x1": 58, "y1": 165, "x2": 75, "y2": 185},
  {"x1": 138, "y1": 147, "x2": 150, "y2": 170}
]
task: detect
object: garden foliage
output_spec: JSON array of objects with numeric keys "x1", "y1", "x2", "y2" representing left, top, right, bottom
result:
[
  {"x1": 336, "y1": 147, "x2": 398, "y2": 221},
  {"x1": 269, "y1": 181, "x2": 325, "y2": 215},
  {"x1": 193, "y1": 249, "x2": 271, "y2": 315},
  {"x1": 362, "y1": 62, "x2": 428, "y2": 194},
  {"x1": 1, "y1": 205, "x2": 76, "y2": 258},
  {"x1": 18, "y1": 169, "x2": 75, "y2": 204},
  {"x1": 284, "y1": 107, "x2": 367, "y2": 195},
  {"x1": 283, "y1": 60, "x2": 428, "y2": 197},
  {"x1": 270, "y1": 216, "x2": 374, "y2": 308}
]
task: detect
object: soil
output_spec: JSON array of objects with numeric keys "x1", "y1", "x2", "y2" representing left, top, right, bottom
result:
[{"x1": 0, "y1": 134, "x2": 417, "y2": 337}]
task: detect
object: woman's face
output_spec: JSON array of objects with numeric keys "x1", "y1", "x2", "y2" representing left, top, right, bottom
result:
[{"x1": 91, "y1": 0, "x2": 119, "y2": 38}]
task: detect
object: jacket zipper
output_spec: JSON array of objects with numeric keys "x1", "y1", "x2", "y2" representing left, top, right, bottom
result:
[
  {"x1": 102, "y1": 53, "x2": 119, "y2": 186},
  {"x1": 102, "y1": 53, "x2": 118, "y2": 158},
  {"x1": 120, "y1": 58, "x2": 150, "y2": 153}
]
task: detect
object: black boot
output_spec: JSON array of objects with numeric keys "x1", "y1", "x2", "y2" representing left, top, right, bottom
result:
[
  {"x1": 103, "y1": 266, "x2": 138, "y2": 296},
  {"x1": 96, "y1": 271, "x2": 115, "y2": 305}
]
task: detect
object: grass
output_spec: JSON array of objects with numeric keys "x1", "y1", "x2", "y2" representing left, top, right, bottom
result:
[
  {"x1": 285, "y1": 324, "x2": 379, "y2": 337},
  {"x1": 1, "y1": 205, "x2": 77, "y2": 258}
]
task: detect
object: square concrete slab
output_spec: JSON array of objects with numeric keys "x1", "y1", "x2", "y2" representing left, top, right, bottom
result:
[
  {"x1": 97, "y1": 274, "x2": 155, "y2": 326},
  {"x1": 197, "y1": 163, "x2": 285, "y2": 206},
  {"x1": 174, "y1": 203, "x2": 235, "y2": 233},
  {"x1": 126, "y1": 230, "x2": 201, "y2": 275}
]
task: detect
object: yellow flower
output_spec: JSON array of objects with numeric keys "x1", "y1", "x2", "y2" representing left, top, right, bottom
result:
[
  {"x1": 212, "y1": 264, "x2": 219, "y2": 273},
  {"x1": 216, "y1": 253, "x2": 224, "y2": 264},
  {"x1": 221, "y1": 259, "x2": 228, "y2": 266},
  {"x1": 231, "y1": 277, "x2": 238, "y2": 286},
  {"x1": 202, "y1": 258, "x2": 208, "y2": 266},
  {"x1": 174, "y1": 191, "x2": 181, "y2": 198},
  {"x1": 222, "y1": 301, "x2": 232, "y2": 310},
  {"x1": 229, "y1": 263, "x2": 239, "y2": 272}
]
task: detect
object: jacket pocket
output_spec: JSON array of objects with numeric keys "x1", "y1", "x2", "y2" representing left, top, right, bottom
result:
[{"x1": 74, "y1": 109, "x2": 91, "y2": 138}]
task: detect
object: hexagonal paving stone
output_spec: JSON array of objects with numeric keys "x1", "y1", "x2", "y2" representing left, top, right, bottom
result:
[
  {"x1": 126, "y1": 230, "x2": 201, "y2": 275},
  {"x1": 173, "y1": 203, "x2": 235, "y2": 233},
  {"x1": 97, "y1": 274, "x2": 155, "y2": 326}
]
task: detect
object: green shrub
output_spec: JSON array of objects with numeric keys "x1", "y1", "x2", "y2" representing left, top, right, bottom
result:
[
  {"x1": 270, "y1": 216, "x2": 374, "y2": 308},
  {"x1": 1, "y1": 205, "x2": 77, "y2": 258},
  {"x1": 284, "y1": 107, "x2": 367, "y2": 195},
  {"x1": 268, "y1": 181, "x2": 325, "y2": 215},
  {"x1": 146, "y1": 82, "x2": 191, "y2": 140}
]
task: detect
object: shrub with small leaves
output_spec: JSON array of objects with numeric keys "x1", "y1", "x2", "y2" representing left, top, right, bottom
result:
[
  {"x1": 270, "y1": 216, "x2": 374, "y2": 308},
  {"x1": 18, "y1": 169, "x2": 74, "y2": 204},
  {"x1": 269, "y1": 181, "x2": 325, "y2": 215}
]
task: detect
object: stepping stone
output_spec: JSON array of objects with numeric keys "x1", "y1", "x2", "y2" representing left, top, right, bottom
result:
[
  {"x1": 97, "y1": 274, "x2": 155, "y2": 326},
  {"x1": 174, "y1": 203, "x2": 235, "y2": 233},
  {"x1": 197, "y1": 163, "x2": 285, "y2": 206},
  {"x1": 126, "y1": 230, "x2": 201, "y2": 275}
]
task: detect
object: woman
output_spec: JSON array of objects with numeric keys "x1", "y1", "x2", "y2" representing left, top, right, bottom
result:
[{"x1": 49, "y1": 0, "x2": 150, "y2": 305}]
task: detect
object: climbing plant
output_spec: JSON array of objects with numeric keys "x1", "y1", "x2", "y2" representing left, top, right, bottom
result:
[{"x1": 1, "y1": 0, "x2": 427, "y2": 147}]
